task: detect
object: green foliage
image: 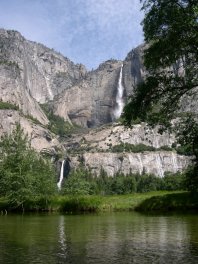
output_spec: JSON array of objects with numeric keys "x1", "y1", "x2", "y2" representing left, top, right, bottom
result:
[
  {"x1": 176, "y1": 144, "x2": 194, "y2": 156},
  {"x1": 136, "y1": 192, "x2": 198, "y2": 212},
  {"x1": 58, "y1": 195, "x2": 102, "y2": 212},
  {"x1": 185, "y1": 165, "x2": 198, "y2": 193},
  {"x1": 137, "y1": 174, "x2": 162, "y2": 192},
  {"x1": 0, "y1": 60, "x2": 20, "y2": 69},
  {"x1": 61, "y1": 167, "x2": 186, "y2": 196},
  {"x1": 176, "y1": 114, "x2": 198, "y2": 160},
  {"x1": 52, "y1": 191, "x2": 179, "y2": 212},
  {"x1": 0, "y1": 124, "x2": 57, "y2": 210},
  {"x1": 159, "y1": 145, "x2": 173, "y2": 151},
  {"x1": 163, "y1": 172, "x2": 186, "y2": 191},
  {"x1": 0, "y1": 101, "x2": 19, "y2": 110},
  {"x1": 23, "y1": 114, "x2": 42, "y2": 125},
  {"x1": 123, "y1": 0, "x2": 198, "y2": 128},
  {"x1": 40, "y1": 103, "x2": 73, "y2": 136},
  {"x1": 122, "y1": 0, "x2": 198, "y2": 191},
  {"x1": 112, "y1": 143, "x2": 156, "y2": 153},
  {"x1": 62, "y1": 169, "x2": 93, "y2": 195}
]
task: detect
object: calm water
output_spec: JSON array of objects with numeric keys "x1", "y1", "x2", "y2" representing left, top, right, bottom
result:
[{"x1": 0, "y1": 212, "x2": 198, "y2": 264}]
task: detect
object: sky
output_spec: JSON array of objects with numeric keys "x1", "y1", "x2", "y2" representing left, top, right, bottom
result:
[{"x1": 0, "y1": 0, "x2": 144, "y2": 69}]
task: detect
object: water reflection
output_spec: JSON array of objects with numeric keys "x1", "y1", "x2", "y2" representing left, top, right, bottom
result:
[
  {"x1": 57, "y1": 215, "x2": 67, "y2": 261},
  {"x1": 0, "y1": 212, "x2": 198, "y2": 263}
]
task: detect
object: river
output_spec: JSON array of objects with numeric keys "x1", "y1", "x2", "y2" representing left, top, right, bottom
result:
[{"x1": 0, "y1": 212, "x2": 198, "y2": 263}]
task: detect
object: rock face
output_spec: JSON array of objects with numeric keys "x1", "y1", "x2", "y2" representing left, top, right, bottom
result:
[
  {"x1": 0, "y1": 30, "x2": 148, "y2": 128},
  {"x1": 63, "y1": 123, "x2": 192, "y2": 177},
  {"x1": 0, "y1": 29, "x2": 87, "y2": 102},
  {"x1": 53, "y1": 60, "x2": 123, "y2": 127},
  {"x1": 122, "y1": 44, "x2": 146, "y2": 97},
  {"x1": 71, "y1": 152, "x2": 191, "y2": 177},
  {"x1": 0, "y1": 29, "x2": 86, "y2": 124},
  {"x1": 0, "y1": 29, "x2": 195, "y2": 178},
  {"x1": 0, "y1": 110, "x2": 60, "y2": 152},
  {"x1": 64, "y1": 123, "x2": 175, "y2": 152}
]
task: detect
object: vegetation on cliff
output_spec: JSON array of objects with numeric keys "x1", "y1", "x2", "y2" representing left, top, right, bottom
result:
[{"x1": 40, "y1": 103, "x2": 74, "y2": 136}]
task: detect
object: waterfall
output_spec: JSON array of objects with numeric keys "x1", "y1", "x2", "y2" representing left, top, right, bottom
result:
[
  {"x1": 137, "y1": 153, "x2": 144, "y2": 174},
  {"x1": 57, "y1": 160, "x2": 65, "y2": 190},
  {"x1": 172, "y1": 153, "x2": 178, "y2": 173},
  {"x1": 113, "y1": 64, "x2": 124, "y2": 119},
  {"x1": 156, "y1": 154, "x2": 164, "y2": 177}
]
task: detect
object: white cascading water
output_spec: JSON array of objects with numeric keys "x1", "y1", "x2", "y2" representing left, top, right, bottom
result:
[
  {"x1": 113, "y1": 64, "x2": 124, "y2": 119},
  {"x1": 57, "y1": 160, "x2": 65, "y2": 190},
  {"x1": 156, "y1": 154, "x2": 164, "y2": 177},
  {"x1": 137, "y1": 153, "x2": 144, "y2": 174},
  {"x1": 172, "y1": 153, "x2": 178, "y2": 173}
]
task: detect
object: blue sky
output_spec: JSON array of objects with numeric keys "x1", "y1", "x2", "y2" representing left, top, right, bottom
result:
[{"x1": 0, "y1": 0, "x2": 144, "y2": 69}]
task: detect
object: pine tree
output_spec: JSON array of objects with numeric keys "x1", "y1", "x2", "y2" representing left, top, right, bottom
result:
[{"x1": 0, "y1": 124, "x2": 56, "y2": 210}]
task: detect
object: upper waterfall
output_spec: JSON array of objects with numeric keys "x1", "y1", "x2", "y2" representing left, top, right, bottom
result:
[{"x1": 113, "y1": 64, "x2": 125, "y2": 119}]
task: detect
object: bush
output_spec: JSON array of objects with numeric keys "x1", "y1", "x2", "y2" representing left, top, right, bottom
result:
[
  {"x1": 163, "y1": 172, "x2": 186, "y2": 191},
  {"x1": 176, "y1": 144, "x2": 194, "y2": 156},
  {"x1": 136, "y1": 174, "x2": 163, "y2": 193},
  {"x1": 159, "y1": 145, "x2": 173, "y2": 151},
  {"x1": 62, "y1": 169, "x2": 94, "y2": 195},
  {"x1": 112, "y1": 143, "x2": 156, "y2": 153},
  {"x1": 0, "y1": 101, "x2": 19, "y2": 110},
  {"x1": 40, "y1": 103, "x2": 73, "y2": 136},
  {"x1": 62, "y1": 168, "x2": 187, "y2": 195},
  {"x1": 185, "y1": 165, "x2": 198, "y2": 193}
]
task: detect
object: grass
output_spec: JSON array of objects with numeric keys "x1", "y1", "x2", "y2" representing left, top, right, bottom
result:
[
  {"x1": 1, "y1": 191, "x2": 197, "y2": 213},
  {"x1": 50, "y1": 191, "x2": 183, "y2": 213},
  {"x1": 0, "y1": 101, "x2": 19, "y2": 110}
]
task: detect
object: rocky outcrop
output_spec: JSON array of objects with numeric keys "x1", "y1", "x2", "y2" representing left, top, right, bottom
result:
[
  {"x1": 53, "y1": 60, "x2": 123, "y2": 127},
  {"x1": 63, "y1": 123, "x2": 191, "y2": 177},
  {"x1": 70, "y1": 151, "x2": 191, "y2": 177},
  {"x1": 0, "y1": 29, "x2": 196, "y2": 179},
  {"x1": 0, "y1": 29, "x2": 147, "y2": 128},
  {"x1": 0, "y1": 29, "x2": 87, "y2": 124},
  {"x1": 0, "y1": 109, "x2": 61, "y2": 152},
  {"x1": 0, "y1": 29, "x2": 87, "y2": 102},
  {"x1": 64, "y1": 123, "x2": 175, "y2": 153},
  {"x1": 0, "y1": 62, "x2": 49, "y2": 125},
  {"x1": 122, "y1": 44, "x2": 146, "y2": 97},
  {"x1": 52, "y1": 44, "x2": 149, "y2": 127}
]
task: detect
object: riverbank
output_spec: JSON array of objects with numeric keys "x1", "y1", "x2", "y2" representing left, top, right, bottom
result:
[
  {"x1": 1, "y1": 191, "x2": 198, "y2": 213},
  {"x1": 135, "y1": 192, "x2": 198, "y2": 212},
  {"x1": 51, "y1": 191, "x2": 179, "y2": 212}
]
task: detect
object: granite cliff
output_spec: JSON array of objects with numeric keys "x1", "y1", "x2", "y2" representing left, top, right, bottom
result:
[{"x1": 0, "y1": 29, "x2": 195, "y2": 177}]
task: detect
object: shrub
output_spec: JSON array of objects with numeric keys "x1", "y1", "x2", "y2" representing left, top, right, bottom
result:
[
  {"x1": 136, "y1": 174, "x2": 163, "y2": 193},
  {"x1": 112, "y1": 143, "x2": 156, "y2": 153},
  {"x1": 40, "y1": 103, "x2": 73, "y2": 136},
  {"x1": 0, "y1": 101, "x2": 19, "y2": 110},
  {"x1": 176, "y1": 144, "x2": 194, "y2": 156},
  {"x1": 163, "y1": 172, "x2": 186, "y2": 191}
]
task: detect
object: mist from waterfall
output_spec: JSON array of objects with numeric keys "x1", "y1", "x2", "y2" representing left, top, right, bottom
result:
[
  {"x1": 57, "y1": 160, "x2": 65, "y2": 190},
  {"x1": 113, "y1": 64, "x2": 124, "y2": 119}
]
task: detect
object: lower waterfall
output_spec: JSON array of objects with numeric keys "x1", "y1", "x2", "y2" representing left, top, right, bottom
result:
[
  {"x1": 113, "y1": 64, "x2": 124, "y2": 119},
  {"x1": 57, "y1": 160, "x2": 65, "y2": 190}
]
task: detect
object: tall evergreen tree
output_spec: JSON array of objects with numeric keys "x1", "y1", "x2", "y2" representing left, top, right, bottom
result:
[{"x1": 0, "y1": 124, "x2": 56, "y2": 209}]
